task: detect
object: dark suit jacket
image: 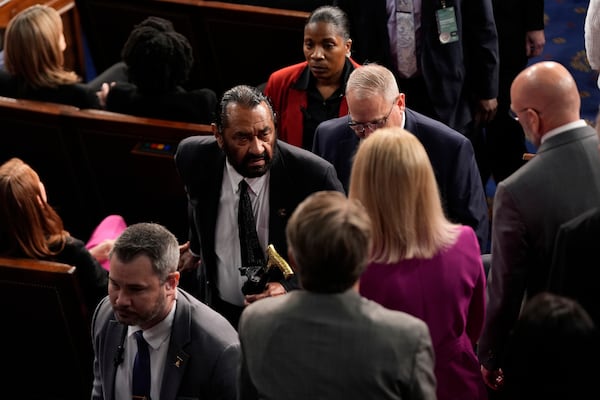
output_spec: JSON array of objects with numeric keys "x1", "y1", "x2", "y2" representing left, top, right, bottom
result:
[
  {"x1": 312, "y1": 108, "x2": 489, "y2": 251},
  {"x1": 493, "y1": 0, "x2": 544, "y2": 75},
  {"x1": 334, "y1": 0, "x2": 499, "y2": 133},
  {"x1": 0, "y1": 70, "x2": 101, "y2": 109},
  {"x1": 478, "y1": 125, "x2": 600, "y2": 370},
  {"x1": 175, "y1": 136, "x2": 344, "y2": 305},
  {"x1": 548, "y1": 207, "x2": 600, "y2": 326},
  {"x1": 91, "y1": 288, "x2": 240, "y2": 400}
]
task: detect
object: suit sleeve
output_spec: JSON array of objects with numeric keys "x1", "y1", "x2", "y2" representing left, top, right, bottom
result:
[
  {"x1": 525, "y1": 0, "x2": 545, "y2": 31},
  {"x1": 174, "y1": 140, "x2": 202, "y2": 256},
  {"x1": 409, "y1": 323, "x2": 437, "y2": 400},
  {"x1": 321, "y1": 163, "x2": 345, "y2": 194},
  {"x1": 210, "y1": 342, "x2": 241, "y2": 400},
  {"x1": 464, "y1": 0, "x2": 499, "y2": 100},
  {"x1": 90, "y1": 297, "x2": 111, "y2": 400},
  {"x1": 548, "y1": 220, "x2": 572, "y2": 294},
  {"x1": 466, "y1": 228, "x2": 487, "y2": 346},
  {"x1": 478, "y1": 183, "x2": 528, "y2": 369},
  {"x1": 237, "y1": 345, "x2": 258, "y2": 400},
  {"x1": 312, "y1": 123, "x2": 325, "y2": 155},
  {"x1": 447, "y1": 138, "x2": 489, "y2": 251}
]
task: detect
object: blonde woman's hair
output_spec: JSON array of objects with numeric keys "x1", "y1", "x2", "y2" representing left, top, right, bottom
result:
[
  {"x1": 349, "y1": 127, "x2": 459, "y2": 262},
  {"x1": 4, "y1": 4, "x2": 79, "y2": 88}
]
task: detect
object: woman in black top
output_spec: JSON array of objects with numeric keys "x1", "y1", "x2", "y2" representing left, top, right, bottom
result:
[
  {"x1": 0, "y1": 158, "x2": 110, "y2": 313},
  {"x1": 95, "y1": 16, "x2": 217, "y2": 124},
  {"x1": 0, "y1": 5, "x2": 101, "y2": 108}
]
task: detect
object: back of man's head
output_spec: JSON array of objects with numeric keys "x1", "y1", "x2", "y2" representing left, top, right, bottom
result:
[
  {"x1": 285, "y1": 191, "x2": 372, "y2": 293},
  {"x1": 511, "y1": 61, "x2": 581, "y2": 132},
  {"x1": 110, "y1": 222, "x2": 179, "y2": 282}
]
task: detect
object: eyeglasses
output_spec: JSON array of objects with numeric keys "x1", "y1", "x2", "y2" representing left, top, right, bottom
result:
[
  {"x1": 509, "y1": 107, "x2": 541, "y2": 121},
  {"x1": 348, "y1": 100, "x2": 396, "y2": 135}
]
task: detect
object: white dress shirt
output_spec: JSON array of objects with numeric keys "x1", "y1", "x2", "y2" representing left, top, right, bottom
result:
[
  {"x1": 541, "y1": 120, "x2": 588, "y2": 145},
  {"x1": 215, "y1": 159, "x2": 270, "y2": 306},
  {"x1": 114, "y1": 300, "x2": 176, "y2": 400}
]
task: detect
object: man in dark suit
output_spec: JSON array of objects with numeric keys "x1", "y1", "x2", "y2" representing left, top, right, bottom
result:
[
  {"x1": 175, "y1": 85, "x2": 344, "y2": 329},
  {"x1": 91, "y1": 222, "x2": 240, "y2": 400},
  {"x1": 238, "y1": 191, "x2": 436, "y2": 400},
  {"x1": 478, "y1": 0, "x2": 545, "y2": 185},
  {"x1": 334, "y1": 0, "x2": 499, "y2": 136},
  {"x1": 478, "y1": 61, "x2": 600, "y2": 393},
  {"x1": 548, "y1": 207, "x2": 600, "y2": 327},
  {"x1": 313, "y1": 64, "x2": 489, "y2": 252}
]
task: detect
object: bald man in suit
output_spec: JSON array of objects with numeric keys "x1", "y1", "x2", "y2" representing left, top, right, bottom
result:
[{"x1": 478, "y1": 61, "x2": 600, "y2": 392}]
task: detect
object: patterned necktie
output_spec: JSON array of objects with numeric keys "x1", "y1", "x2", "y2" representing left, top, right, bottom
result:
[
  {"x1": 238, "y1": 180, "x2": 265, "y2": 272},
  {"x1": 132, "y1": 330, "x2": 151, "y2": 400},
  {"x1": 396, "y1": 0, "x2": 417, "y2": 78}
]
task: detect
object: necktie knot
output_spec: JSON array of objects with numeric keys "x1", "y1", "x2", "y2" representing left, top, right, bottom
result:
[{"x1": 134, "y1": 330, "x2": 148, "y2": 348}]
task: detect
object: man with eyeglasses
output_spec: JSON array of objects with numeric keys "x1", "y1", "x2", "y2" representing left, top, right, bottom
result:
[
  {"x1": 313, "y1": 63, "x2": 489, "y2": 253},
  {"x1": 478, "y1": 61, "x2": 600, "y2": 395}
]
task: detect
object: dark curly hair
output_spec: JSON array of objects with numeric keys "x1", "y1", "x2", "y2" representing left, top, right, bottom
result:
[{"x1": 121, "y1": 16, "x2": 194, "y2": 94}]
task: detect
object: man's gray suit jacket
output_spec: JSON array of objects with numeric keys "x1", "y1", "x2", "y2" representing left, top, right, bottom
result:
[
  {"x1": 91, "y1": 288, "x2": 240, "y2": 400},
  {"x1": 479, "y1": 125, "x2": 600, "y2": 369},
  {"x1": 238, "y1": 290, "x2": 437, "y2": 400}
]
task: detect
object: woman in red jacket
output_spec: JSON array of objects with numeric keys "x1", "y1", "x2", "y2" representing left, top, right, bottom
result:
[{"x1": 264, "y1": 5, "x2": 360, "y2": 150}]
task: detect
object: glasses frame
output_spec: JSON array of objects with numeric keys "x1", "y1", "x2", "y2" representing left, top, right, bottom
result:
[
  {"x1": 509, "y1": 107, "x2": 541, "y2": 121},
  {"x1": 348, "y1": 99, "x2": 397, "y2": 135}
]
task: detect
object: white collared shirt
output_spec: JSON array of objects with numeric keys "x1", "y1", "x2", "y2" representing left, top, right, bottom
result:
[
  {"x1": 541, "y1": 120, "x2": 588, "y2": 144},
  {"x1": 215, "y1": 159, "x2": 270, "y2": 306},
  {"x1": 114, "y1": 300, "x2": 177, "y2": 400}
]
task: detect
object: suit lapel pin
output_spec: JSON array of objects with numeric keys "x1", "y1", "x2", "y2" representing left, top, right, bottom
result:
[{"x1": 277, "y1": 208, "x2": 287, "y2": 217}]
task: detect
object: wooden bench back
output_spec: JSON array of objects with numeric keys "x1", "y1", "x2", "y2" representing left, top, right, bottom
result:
[
  {"x1": 0, "y1": 96, "x2": 212, "y2": 241},
  {"x1": 0, "y1": 96, "x2": 95, "y2": 236},
  {"x1": 75, "y1": 0, "x2": 310, "y2": 96},
  {"x1": 0, "y1": 256, "x2": 93, "y2": 399}
]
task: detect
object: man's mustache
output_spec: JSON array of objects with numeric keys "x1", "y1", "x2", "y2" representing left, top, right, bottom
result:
[{"x1": 244, "y1": 153, "x2": 269, "y2": 163}]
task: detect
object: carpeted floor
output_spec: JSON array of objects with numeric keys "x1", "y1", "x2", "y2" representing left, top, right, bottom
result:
[
  {"x1": 485, "y1": 0, "x2": 597, "y2": 201},
  {"x1": 532, "y1": 0, "x2": 598, "y2": 124},
  {"x1": 483, "y1": 1, "x2": 596, "y2": 252}
]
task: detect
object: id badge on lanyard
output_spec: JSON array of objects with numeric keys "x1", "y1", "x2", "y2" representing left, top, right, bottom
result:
[{"x1": 436, "y1": 1, "x2": 459, "y2": 44}]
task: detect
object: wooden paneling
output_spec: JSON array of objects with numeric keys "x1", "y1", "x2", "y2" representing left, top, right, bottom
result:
[
  {"x1": 65, "y1": 108, "x2": 212, "y2": 240},
  {"x1": 0, "y1": 256, "x2": 93, "y2": 399},
  {"x1": 76, "y1": 0, "x2": 309, "y2": 97},
  {"x1": 0, "y1": 96, "x2": 212, "y2": 241},
  {"x1": 0, "y1": 97, "x2": 93, "y2": 238}
]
